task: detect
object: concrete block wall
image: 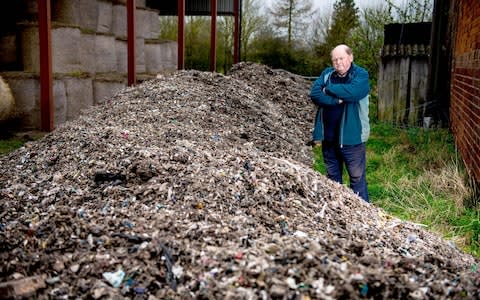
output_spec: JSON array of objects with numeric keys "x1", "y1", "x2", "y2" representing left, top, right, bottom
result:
[
  {"x1": 0, "y1": 0, "x2": 177, "y2": 129},
  {"x1": 2, "y1": 73, "x2": 124, "y2": 129},
  {"x1": 450, "y1": 0, "x2": 480, "y2": 184}
]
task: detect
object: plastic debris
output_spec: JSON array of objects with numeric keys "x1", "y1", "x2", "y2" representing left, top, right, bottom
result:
[
  {"x1": 102, "y1": 270, "x2": 125, "y2": 288},
  {"x1": 0, "y1": 63, "x2": 479, "y2": 299}
]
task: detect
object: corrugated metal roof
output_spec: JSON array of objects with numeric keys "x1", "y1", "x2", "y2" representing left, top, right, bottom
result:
[{"x1": 146, "y1": 0, "x2": 235, "y2": 16}]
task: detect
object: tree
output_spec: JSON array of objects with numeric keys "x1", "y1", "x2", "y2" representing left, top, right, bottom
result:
[
  {"x1": 269, "y1": 0, "x2": 315, "y2": 49},
  {"x1": 218, "y1": 16, "x2": 234, "y2": 73},
  {"x1": 158, "y1": 16, "x2": 178, "y2": 41},
  {"x1": 314, "y1": 0, "x2": 359, "y2": 69},
  {"x1": 184, "y1": 16, "x2": 210, "y2": 70},
  {"x1": 324, "y1": 0, "x2": 359, "y2": 49},
  {"x1": 387, "y1": 0, "x2": 433, "y2": 23},
  {"x1": 349, "y1": 3, "x2": 394, "y2": 86},
  {"x1": 309, "y1": 6, "x2": 332, "y2": 47},
  {"x1": 239, "y1": 0, "x2": 268, "y2": 61}
]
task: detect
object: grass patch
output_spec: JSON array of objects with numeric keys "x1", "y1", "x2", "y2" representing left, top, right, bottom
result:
[
  {"x1": 0, "y1": 130, "x2": 44, "y2": 156},
  {"x1": 313, "y1": 122, "x2": 480, "y2": 257},
  {"x1": 0, "y1": 137, "x2": 26, "y2": 155}
]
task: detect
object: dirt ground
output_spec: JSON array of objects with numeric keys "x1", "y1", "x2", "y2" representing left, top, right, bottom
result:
[{"x1": 1, "y1": 63, "x2": 479, "y2": 299}]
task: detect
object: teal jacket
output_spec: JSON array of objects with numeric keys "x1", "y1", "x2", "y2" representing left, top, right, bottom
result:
[{"x1": 309, "y1": 64, "x2": 370, "y2": 146}]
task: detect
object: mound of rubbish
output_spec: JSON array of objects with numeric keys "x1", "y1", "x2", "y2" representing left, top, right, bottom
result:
[{"x1": 0, "y1": 62, "x2": 479, "y2": 299}]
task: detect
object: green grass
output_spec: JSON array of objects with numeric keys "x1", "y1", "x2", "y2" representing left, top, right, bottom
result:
[
  {"x1": 313, "y1": 122, "x2": 480, "y2": 257},
  {"x1": 0, "y1": 137, "x2": 26, "y2": 155}
]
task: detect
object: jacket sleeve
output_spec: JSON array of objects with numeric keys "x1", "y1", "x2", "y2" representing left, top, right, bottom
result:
[
  {"x1": 309, "y1": 71, "x2": 341, "y2": 106},
  {"x1": 324, "y1": 66, "x2": 370, "y2": 102}
]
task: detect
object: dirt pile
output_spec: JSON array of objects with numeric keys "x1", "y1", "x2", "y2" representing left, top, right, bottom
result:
[{"x1": 1, "y1": 63, "x2": 479, "y2": 299}]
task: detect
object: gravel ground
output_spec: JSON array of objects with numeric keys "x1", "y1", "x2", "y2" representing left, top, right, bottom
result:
[{"x1": 1, "y1": 62, "x2": 479, "y2": 299}]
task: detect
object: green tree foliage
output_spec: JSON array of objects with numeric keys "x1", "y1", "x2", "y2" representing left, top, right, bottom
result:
[
  {"x1": 218, "y1": 16, "x2": 234, "y2": 73},
  {"x1": 158, "y1": 16, "x2": 177, "y2": 40},
  {"x1": 387, "y1": 0, "x2": 433, "y2": 22},
  {"x1": 156, "y1": 0, "x2": 433, "y2": 77},
  {"x1": 314, "y1": 0, "x2": 359, "y2": 69},
  {"x1": 158, "y1": 0, "x2": 267, "y2": 73},
  {"x1": 325, "y1": 0, "x2": 359, "y2": 47},
  {"x1": 239, "y1": 0, "x2": 267, "y2": 61},
  {"x1": 249, "y1": 27, "x2": 321, "y2": 76},
  {"x1": 349, "y1": 4, "x2": 394, "y2": 87},
  {"x1": 346, "y1": 0, "x2": 433, "y2": 86},
  {"x1": 185, "y1": 16, "x2": 210, "y2": 70},
  {"x1": 218, "y1": 0, "x2": 268, "y2": 72}
]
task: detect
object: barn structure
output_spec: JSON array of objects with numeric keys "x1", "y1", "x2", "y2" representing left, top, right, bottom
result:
[
  {"x1": 377, "y1": 0, "x2": 480, "y2": 190},
  {"x1": 0, "y1": 0, "x2": 240, "y2": 131},
  {"x1": 377, "y1": 22, "x2": 431, "y2": 126}
]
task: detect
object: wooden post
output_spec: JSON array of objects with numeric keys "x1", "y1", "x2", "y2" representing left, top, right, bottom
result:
[
  {"x1": 127, "y1": 0, "x2": 136, "y2": 86},
  {"x1": 209, "y1": 0, "x2": 217, "y2": 72},
  {"x1": 178, "y1": 0, "x2": 185, "y2": 70},
  {"x1": 38, "y1": 0, "x2": 53, "y2": 131}
]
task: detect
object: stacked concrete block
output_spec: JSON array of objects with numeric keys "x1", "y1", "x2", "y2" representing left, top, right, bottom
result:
[
  {"x1": 147, "y1": 10, "x2": 161, "y2": 39},
  {"x1": 0, "y1": 0, "x2": 178, "y2": 130},
  {"x1": 64, "y1": 77, "x2": 94, "y2": 120},
  {"x1": 112, "y1": 4, "x2": 127, "y2": 38},
  {"x1": 77, "y1": 0, "x2": 99, "y2": 31},
  {"x1": 53, "y1": 80, "x2": 67, "y2": 126},
  {"x1": 79, "y1": 33, "x2": 97, "y2": 74},
  {"x1": 115, "y1": 39, "x2": 128, "y2": 74},
  {"x1": 0, "y1": 35, "x2": 17, "y2": 68},
  {"x1": 162, "y1": 41, "x2": 178, "y2": 71},
  {"x1": 145, "y1": 41, "x2": 177, "y2": 73},
  {"x1": 95, "y1": 34, "x2": 118, "y2": 73},
  {"x1": 93, "y1": 79, "x2": 125, "y2": 105},
  {"x1": 137, "y1": 9, "x2": 160, "y2": 39},
  {"x1": 20, "y1": 25, "x2": 83, "y2": 74},
  {"x1": 138, "y1": 9, "x2": 161, "y2": 39},
  {"x1": 97, "y1": 1, "x2": 113, "y2": 34},
  {"x1": 20, "y1": 25, "x2": 40, "y2": 73},
  {"x1": 53, "y1": 0, "x2": 80, "y2": 25},
  {"x1": 52, "y1": 27, "x2": 83, "y2": 73},
  {"x1": 5, "y1": 75, "x2": 40, "y2": 129},
  {"x1": 135, "y1": 38, "x2": 146, "y2": 73}
]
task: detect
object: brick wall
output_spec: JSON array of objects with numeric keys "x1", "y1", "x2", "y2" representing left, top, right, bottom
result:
[{"x1": 450, "y1": 0, "x2": 480, "y2": 184}]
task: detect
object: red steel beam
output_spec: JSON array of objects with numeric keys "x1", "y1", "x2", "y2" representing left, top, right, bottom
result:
[
  {"x1": 233, "y1": 0, "x2": 240, "y2": 63},
  {"x1": 209, "y1": 0, "x2": 217, "y2": 72},
  {"x1": 38, "y1": 0, "x2": 53, "y2": 131},
  {"x1": 127, "y1": 0, "x2": 136, "y2": 86},
  {"x1": 178, "y1": 0, "x2": 185, "y2": 70}
]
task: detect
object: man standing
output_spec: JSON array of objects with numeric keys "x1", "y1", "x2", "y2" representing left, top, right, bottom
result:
[{"x1": 309, "y1": 44, "x2": 370, "y2": 202}]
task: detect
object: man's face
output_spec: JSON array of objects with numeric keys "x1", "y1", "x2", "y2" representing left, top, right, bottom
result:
[{"x1": 331, "y1": 48, "x2": 353, "y2": 76}]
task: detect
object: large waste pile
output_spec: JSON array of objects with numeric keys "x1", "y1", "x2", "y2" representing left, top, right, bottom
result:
[{"x1": 1, "y1": 63, "x2": 479, "y2": 299}]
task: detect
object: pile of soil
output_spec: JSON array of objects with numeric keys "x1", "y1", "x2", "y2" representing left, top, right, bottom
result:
[{"x1": 1, "y1": 63, "x2": 479, "y2": 299}]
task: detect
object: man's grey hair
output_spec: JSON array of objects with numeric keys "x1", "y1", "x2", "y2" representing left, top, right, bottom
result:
[{"x1": 331, "y1": 44, "x2": 353, "y2": 57}]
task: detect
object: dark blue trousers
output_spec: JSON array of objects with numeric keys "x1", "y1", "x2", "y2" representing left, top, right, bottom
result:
[{"x1": 322, "y1": 141, "x2": 369, "y2": 202}]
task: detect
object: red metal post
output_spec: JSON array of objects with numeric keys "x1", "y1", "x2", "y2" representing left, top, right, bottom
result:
[
  {"x1": 178, "y1": 0, "x2": 185, "y2": 70},
  {"x1": 127, "y1": 0, "x2": 136, "y2": 86},
  {"x1": 233, "y1": 0, "x2": 240, "y2": 63},
  {"x1": 209, "y1": 0, "x2": 217, "y2": 72},
  {"x1": 38, "y1": 0, "x2": 53, "y2": 131}
]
